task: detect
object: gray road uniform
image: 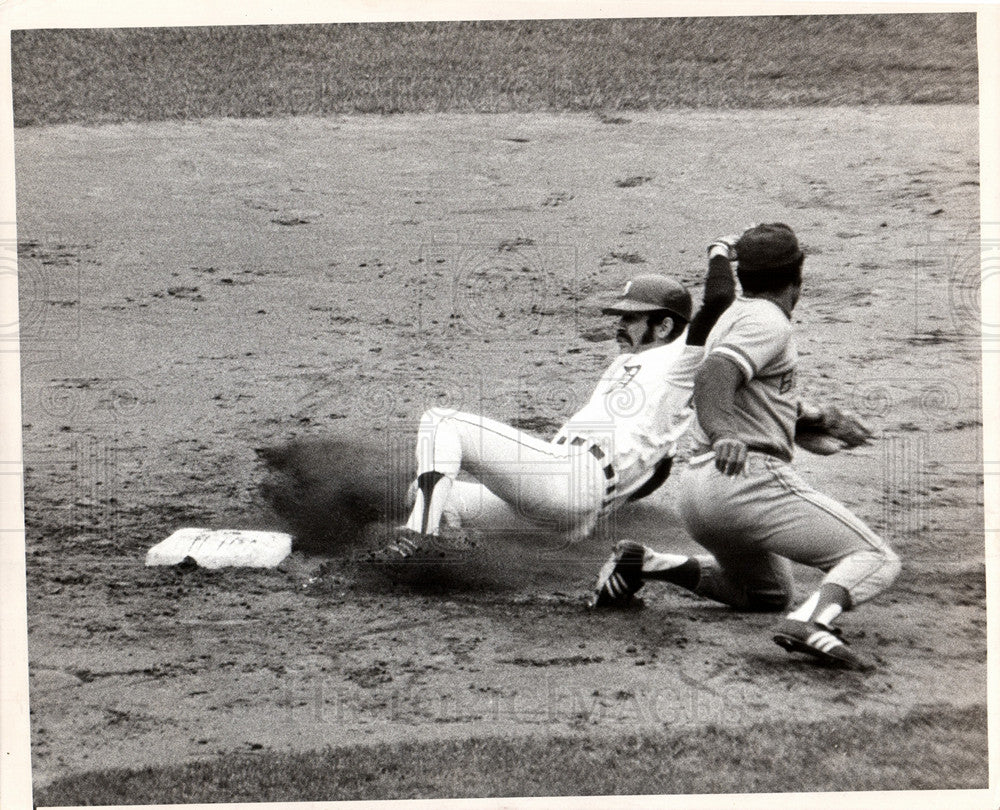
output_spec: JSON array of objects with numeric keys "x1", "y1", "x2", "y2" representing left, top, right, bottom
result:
[{"x1": 676, "y1": 296, "x2": 900, "y2": 611}]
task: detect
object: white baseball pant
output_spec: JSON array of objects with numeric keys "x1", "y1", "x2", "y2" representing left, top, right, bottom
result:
[{"x1": 405, "y1": 408, "x2": 617, "y2": 541}]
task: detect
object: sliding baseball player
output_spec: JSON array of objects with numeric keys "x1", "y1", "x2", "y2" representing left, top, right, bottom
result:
[{"x1": 371, "y1": 237, "x2": 738, "y2": 560}]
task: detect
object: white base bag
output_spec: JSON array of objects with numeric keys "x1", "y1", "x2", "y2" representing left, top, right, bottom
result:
[{"x1": 145, "y1": 528, "x2": 292, "y2": 569}]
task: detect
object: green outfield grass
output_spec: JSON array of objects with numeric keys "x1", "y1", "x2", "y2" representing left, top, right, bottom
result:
[
  {"x1": 11, "y1": 14, "x2": 977, "y2": 126},
  {"x1": 35, "y1": 704, "x2": 987, "y2": 805}
]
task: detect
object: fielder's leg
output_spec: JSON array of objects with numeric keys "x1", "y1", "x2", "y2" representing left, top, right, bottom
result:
[
  {"x1": 673, "y1": 551, "x2": 795, "y2": 611},
  {"x1": 758, "y1": 462, "x2": 901, "y2": 669},
  {"x1": 673, "y1": 456, "x2": 797, "y2": 611},
  {"x1": 673, "y1": 452, "x2": 895, "y2": 669}
]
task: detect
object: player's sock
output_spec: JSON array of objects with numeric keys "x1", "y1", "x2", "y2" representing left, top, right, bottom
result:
[
  {"x1": 809, "y1": 582, "x2": 850, "y2": 626},
  {"x1": 405, "y1": 471, "x2": 452, "y2": 535},
  {"x1": 786, "y1": 583, "x2": 850, "y2": 625},
  {"x1": 785, "y1": 591, "x2": 820, "y2": 622},
  {"x1": 642, "y1": 551, "x2": 701, "y2": 591},
  {"x1": 813, "y1": 602, "x2": 843, "y2": 627}
]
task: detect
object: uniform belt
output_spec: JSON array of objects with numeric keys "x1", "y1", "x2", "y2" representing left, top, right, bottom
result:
[
  {"x1": 689, "y1": 444, "x2": 791, "y2": 466},
  {"x1": 555, "y1": 435, "x2": 618, "y2": 506},
  {"x1": 747, "y1": 444, "x2": 792, "y2": 462}
]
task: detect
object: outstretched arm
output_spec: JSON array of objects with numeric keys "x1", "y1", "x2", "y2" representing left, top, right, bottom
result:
[{"x1": 686, "y1": 236, "x2": 738, "y2": 347}]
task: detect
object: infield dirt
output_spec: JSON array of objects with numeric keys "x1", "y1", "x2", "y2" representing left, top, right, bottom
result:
[{"x1": 16, "y1": 106, "x2": 985, "y2": 793}]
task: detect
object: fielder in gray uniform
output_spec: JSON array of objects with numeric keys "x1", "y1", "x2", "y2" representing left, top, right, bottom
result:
[{"x1": 593, "y1": 223, "x2": 901, "y2": 672}]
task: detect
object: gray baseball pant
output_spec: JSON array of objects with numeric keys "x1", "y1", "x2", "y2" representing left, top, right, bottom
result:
[{"x1": 675, "y1": 452, "x2": 901, "y2": 611}]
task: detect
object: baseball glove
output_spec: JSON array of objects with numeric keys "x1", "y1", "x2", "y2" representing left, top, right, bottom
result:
[{"x1": 795, "y1": 402, "x2": 873, "y2": 455}]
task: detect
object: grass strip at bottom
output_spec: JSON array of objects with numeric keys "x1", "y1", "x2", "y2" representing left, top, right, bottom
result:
[{"x1": 36, "y1": 703, "x2": 987, "y2": 805}]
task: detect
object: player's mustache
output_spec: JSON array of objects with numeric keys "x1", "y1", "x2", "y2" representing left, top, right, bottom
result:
[{"x1": 616, "y1": 330, "x2": 632, "y2": 344}]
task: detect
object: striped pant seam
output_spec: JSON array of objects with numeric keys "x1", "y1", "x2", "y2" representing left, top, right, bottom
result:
[{"x1": 764, "y1": 459, "x2": 884, "y2": 553}]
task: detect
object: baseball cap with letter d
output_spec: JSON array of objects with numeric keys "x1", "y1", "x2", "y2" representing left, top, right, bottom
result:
[{"x1": 601, "y1": 274, "x2": 692, "y2": 323}]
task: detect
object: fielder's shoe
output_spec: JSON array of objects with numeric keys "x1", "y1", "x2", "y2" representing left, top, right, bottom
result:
[
  {"x1": 772, "y1": 618, "x2": 872, "y2": 671},
  {"x1": 589, "y1": 540, "x2": 645, "y2": 609}
]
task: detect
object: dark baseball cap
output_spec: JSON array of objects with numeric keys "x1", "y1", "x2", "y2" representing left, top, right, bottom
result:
[
  {"x1": 601, "y1": 274, "x2": 692, "y2": 322},
  {"x1": 735, "y1": 223, "x2": 804, "y2": 270}
]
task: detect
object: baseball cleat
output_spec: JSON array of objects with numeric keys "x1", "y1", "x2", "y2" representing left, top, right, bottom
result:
[
  {"x1": 366, "y1": 527, "x2": 426, "y2": 565},
  {"x1": 367, "y1": 526, "x2": 477, "y2": 566},
  {"x1": 589, "y1": 540, "x2": 645, "y2": 609},
  {"x1": 772, "y1": 618, "x2": 872, "y2": 671}
]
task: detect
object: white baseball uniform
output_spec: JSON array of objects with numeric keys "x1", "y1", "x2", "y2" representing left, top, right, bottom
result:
[{"x1": 411, "y1": 334, "x2": 705, "y2": 542}]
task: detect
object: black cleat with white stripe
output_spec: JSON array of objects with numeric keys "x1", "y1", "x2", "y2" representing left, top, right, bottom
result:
[
  {"x1": 772, "y1": 618, "x2": 873, "y2": 671},
  {"x1": 589, "y1": 540, "x2": 645, "y2": 609}
]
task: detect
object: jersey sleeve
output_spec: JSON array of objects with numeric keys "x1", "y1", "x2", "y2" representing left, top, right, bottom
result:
[
  {"x1": 665, "y1": 344, "x2": 704, "y2": 391},
  {"x1": 709, "y1": 308, "x2": 790, "y2": 381},
  {"x1": 650, "y1": 345, "x2": 703, "y2": 442}
]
